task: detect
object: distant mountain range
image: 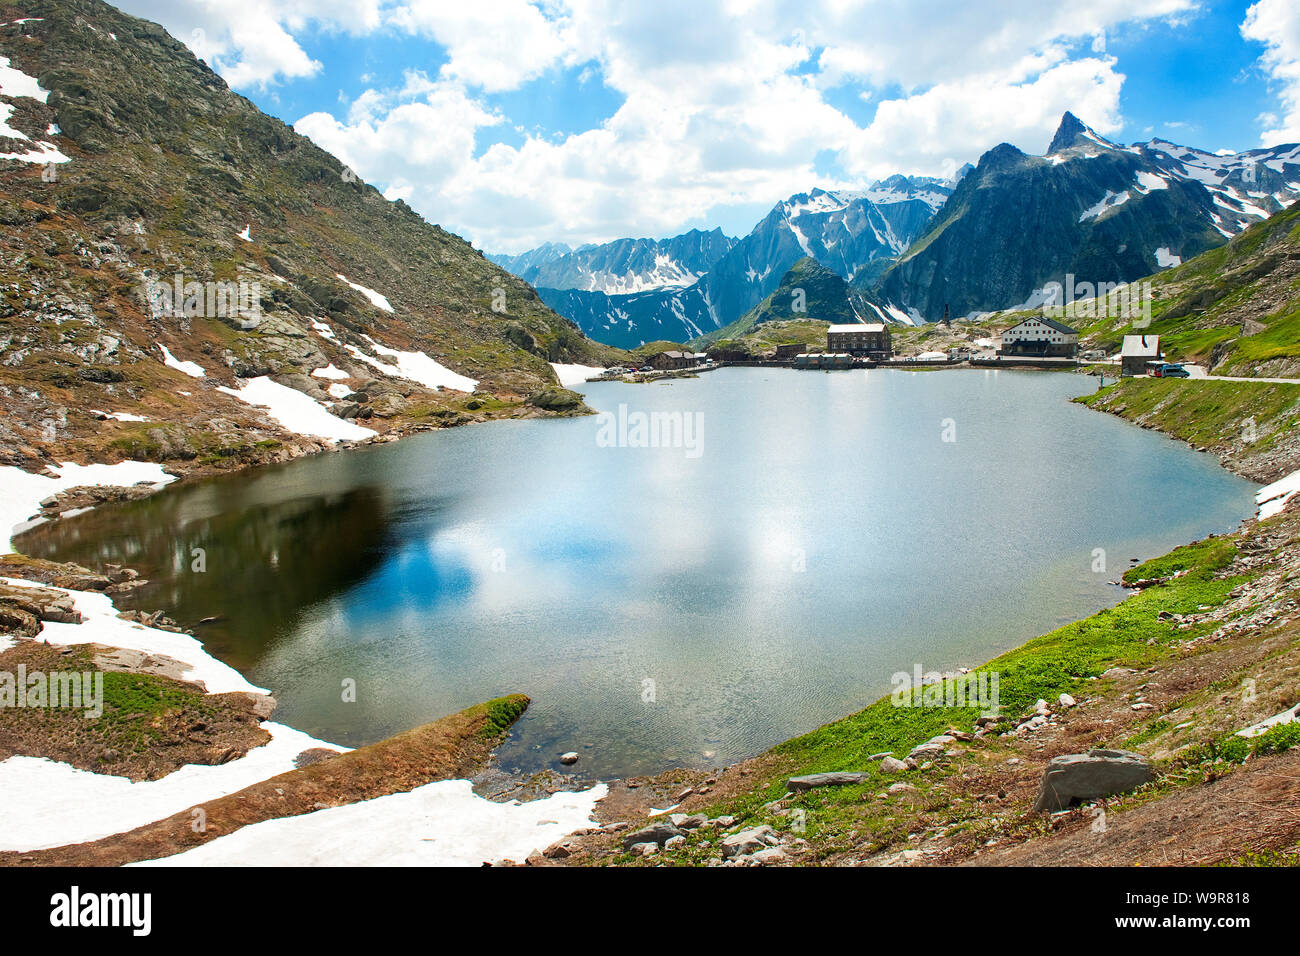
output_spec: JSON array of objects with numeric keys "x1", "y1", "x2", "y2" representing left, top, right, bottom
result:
[
  {"x1": 489, "y1": 228, "x2": 736, "y2": 295},
  {"x1": 493, "y1": 113, "x2": 1300, "y2": 346},
  {"x1": 493, "y1": 176, "x2": 957, "y2": 348}
]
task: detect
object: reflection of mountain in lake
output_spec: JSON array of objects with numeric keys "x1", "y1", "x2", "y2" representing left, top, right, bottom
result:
[{"x1": 19, "y1": 482, "x2": 395, "y2": 673}]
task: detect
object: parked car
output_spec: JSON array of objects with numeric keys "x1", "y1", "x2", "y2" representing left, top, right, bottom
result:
[{"x1": 1152, "y1": 363, "x2": 1190, "y2": 378}]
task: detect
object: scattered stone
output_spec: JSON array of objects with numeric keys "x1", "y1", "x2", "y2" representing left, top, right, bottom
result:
[
  {"x1": 880, "y1": 756, "x2": 908, "y2": 773},
  {"x1": 1033, "y1": 748, "x2": 1153, "y2": 812},
  {"x1": 1058, "y1": 693, "x2": 1076, "y2": 708},
  {"x1": 629, "y1": 842, "x2": 658, "y2": 857},
  {"x1": 559, "y1": 751, "x2": 579, "y2": 765},
  {"x1": 664, "y1": 835, "x2": 687, "y2": 850},
  {"x1": 749, "y1": 846, "x2": 788, "y2": 865}
]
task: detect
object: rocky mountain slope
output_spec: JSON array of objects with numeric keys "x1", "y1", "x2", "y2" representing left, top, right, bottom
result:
[
  {"x1": 0, "y1": 0, "x2": 621, "y2": 477},
  {"x1": 875, "y1": 113, "x2": 1300, "y2": 320},
  {"x1": 526, "y1": 178, "x2": 954, "y2": 348}
]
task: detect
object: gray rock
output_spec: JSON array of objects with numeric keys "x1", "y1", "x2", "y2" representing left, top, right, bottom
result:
[
  {"x1": 669, "y1": 813, "x2": 707, "y2": 829},
  {"x1": 880, "y1": 756, "x2": 908, "y2": 773},
  {"x1": 787, "y1": 771, "x2": 870, "y2": 792},
  {"x1": 720, "y1": 825, "x2": 780, "y2": 858},
  {"x1": 664, "y1": 835, "x2": 686, "y2": 850},
  {"x1": 1033, "y1": 748, "x2": 1153, "y2": 812},
  {"x1": 559, "y1": 751, "x2": 579, "y2": 765},
  {"x1": 749, "y1": 846, "x2": 788, "y2": 865},
  {"x1": 621, "y1": 822, "x2": 683, "y2": 849},
  {"x1": 629, "y1": 842, "x2": 659, "y2": 857}
]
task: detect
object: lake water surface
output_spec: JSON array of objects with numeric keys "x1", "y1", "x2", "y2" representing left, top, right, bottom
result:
[{"x1": 18, "y1": 368, "x2": 1258, "y2": 778}]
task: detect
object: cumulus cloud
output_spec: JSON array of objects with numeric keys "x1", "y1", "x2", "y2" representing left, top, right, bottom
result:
[
  {"x1": 1242, "y1": 0, "x2": 1300, "y2": 145},
  {"x1": 121, "y1": 0, "x2": 1203, "y2": 250},
  {"x1": 117, "y1": 0, "x2": 383, "y2": 88}
]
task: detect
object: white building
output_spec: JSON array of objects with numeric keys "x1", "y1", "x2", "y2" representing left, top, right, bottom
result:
[{"x1": 998, "y1": 316, "x2": 1079, "y2": 357}]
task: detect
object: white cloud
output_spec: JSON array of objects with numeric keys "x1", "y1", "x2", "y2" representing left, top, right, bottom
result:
[
  {"x1": 1242, "y1": 0, "x2": 1300, "y2": 144},
  {"x1": 386, "y1": 0, "x2": 574, "y2": 92},
  {"x1": 117, "y1": 0, "x2": 383, "y2": 88},
  {"x1": 122, "y1": 0, "x2": 1204, "y2": 249}
]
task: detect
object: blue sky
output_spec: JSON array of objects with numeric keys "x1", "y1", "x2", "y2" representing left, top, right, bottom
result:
[{"x1": 119, "y1": 0, "x2": 1300, "y2": 252}]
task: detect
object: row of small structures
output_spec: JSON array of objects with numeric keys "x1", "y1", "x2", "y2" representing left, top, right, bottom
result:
[{"x1": 632, "y1": 318, "x2": 1169, "y2": 376}]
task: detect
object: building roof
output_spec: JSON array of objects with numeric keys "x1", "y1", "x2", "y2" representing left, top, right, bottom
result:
[
  {"x1": 1005, "y1": 316, "x2": 1079, "y2": 335},
  {"x1": 1121, "y1": 334, "x2": 1161, "y2": 358},
  {"x1": 827, "y1": 323, "x2": 887, "y2": 333}
]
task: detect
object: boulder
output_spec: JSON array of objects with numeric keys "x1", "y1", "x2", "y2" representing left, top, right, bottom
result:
[
  {"x1": 669, "y1": 813, "x2": 707, "y2": 830},
  {"x1": 1033, "y1": 748, "x2": 1153, "y2": 812},
  {"x1": 720, "y1": 825, "x2": 781, "y2": 859},
  {"x1": 621, "y1": 822, "x2": 682, "y2": 849},
  {"x1": 787, "y1": 771, "x2": 871, "y2": 792},
  {"x1": 880, "y1": 756, "x2": 908, "y2": 773}
]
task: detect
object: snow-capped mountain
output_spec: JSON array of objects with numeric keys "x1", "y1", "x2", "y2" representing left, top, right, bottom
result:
[
  {"x1": 875, "y1": 113, "x2": 1300, "y2": 321},
  {"x1": 529, "y1": 176, "x2": 955, "y2": 348},
  {"x1": 487, "y1": 241, "x2": 572, "y2": 280},
  {"x1": 495, "y1": 228, "x2": 736, "y2": 295}
]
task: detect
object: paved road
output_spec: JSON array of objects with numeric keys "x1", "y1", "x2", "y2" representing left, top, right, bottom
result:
[{"x1": 1181, "y1": 364, "x2": 1300, "y2": 384}]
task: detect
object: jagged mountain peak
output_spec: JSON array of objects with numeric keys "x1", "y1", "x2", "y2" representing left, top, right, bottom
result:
[{"x1": 1047, "y1": 112, "x2": 1114, "y2": 155}]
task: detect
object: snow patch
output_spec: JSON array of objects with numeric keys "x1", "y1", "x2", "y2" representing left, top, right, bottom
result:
[
  {"x1": 236, "y1": 224, "x2": 252, "y2": 242},
  {"x1": 158, "y1": 344, "x2": 205, "y2": 378},
  {"x1": 218, "y1": 377, "x2": 376, "y2": 443},
  {"x1": 1154, "y1": 247, "x2": 1181, "y2": 268},
  {"x1": 0, "y1": 461, "x2": 175, "y2": 552},
  {"x1": 90, "y1": 409, "x2": 149, "y2": 422},
  {"x1": 0, "y1": 54, "x2": 50, "y2": 102},
  {"x1": 336, "y1": 273, "x2": 393, "y2": 313},
  {"x1": 0, "y1": 723, "x2": 344, "y2": 852},
  {"x1": 1257, "y1": 468, "x2": 1300, "y2": 520},
  {"x1": 345, "y1": 336, "x2": 478, "y2": 392},
  {"x1": 134, "y1": 780, "x2": 608, "y2": 866},
  {"x1": 0, "y1": 576, "x2": 251, "y2": 694},
  {"x1": 549, "y1": 362, "x2": 602, "y2": 387},
  {"x1": 1079, "y1": 190, "x2": 1130, "y2": 222},
  {"x1": 310, "y1": 364, "x2": 350, "y2": 380}
]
